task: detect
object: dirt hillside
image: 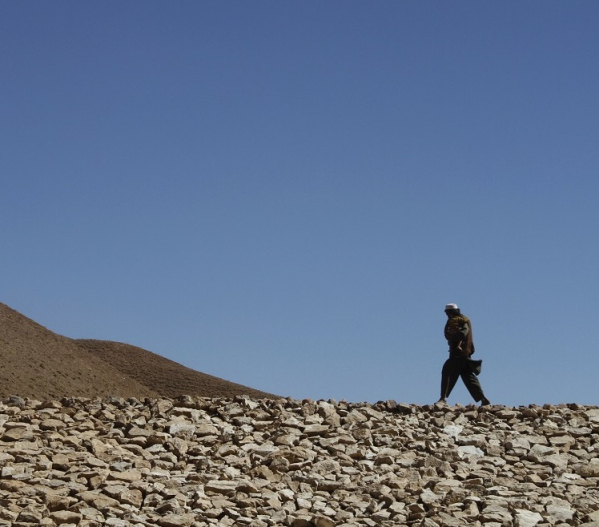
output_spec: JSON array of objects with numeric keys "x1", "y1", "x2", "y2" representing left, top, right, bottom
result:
[{"x1": 0, "y1": 302, "x2": 277, "y2": 400}]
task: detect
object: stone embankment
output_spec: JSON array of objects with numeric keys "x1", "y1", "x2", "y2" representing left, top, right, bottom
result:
[{"x1": 1, "y1": 396, "x2": 599, "y2": 527}]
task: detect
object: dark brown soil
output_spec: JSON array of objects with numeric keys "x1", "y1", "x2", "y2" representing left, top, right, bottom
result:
[{"x1": 0, "y1": 303, "x2": 278, "y2": 400}]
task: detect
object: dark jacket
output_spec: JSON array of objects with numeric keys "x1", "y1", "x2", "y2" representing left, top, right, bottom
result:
[{"x1": 444, "y1": 313, "x2": 475, "y2": 357}]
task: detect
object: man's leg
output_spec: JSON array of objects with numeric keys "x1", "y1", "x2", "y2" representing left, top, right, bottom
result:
[
  {"x1": 440, "y1": 357, "x2": 460, "y2": 401},
  {"x1": 460, "y1": 366, "x2": 489, "y2": 404}
]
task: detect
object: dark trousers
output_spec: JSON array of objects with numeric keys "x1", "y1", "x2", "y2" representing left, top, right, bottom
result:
[{"x1": 440, "y1": 356, "x2": 486, "y2": 402}]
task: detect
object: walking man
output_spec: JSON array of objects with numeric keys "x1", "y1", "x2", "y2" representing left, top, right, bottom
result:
[{"x1": 438, "y1": 303, "x2": 490, "y2": 406}]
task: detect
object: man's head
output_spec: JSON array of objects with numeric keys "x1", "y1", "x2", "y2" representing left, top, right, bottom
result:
[{"x1": 444, "y1": 303, "x2": 460, "y2": 316}]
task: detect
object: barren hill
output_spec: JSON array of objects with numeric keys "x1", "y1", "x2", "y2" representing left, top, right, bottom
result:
[{"x1": 0, "y1": 303, "x2": 277, "y2": 400}]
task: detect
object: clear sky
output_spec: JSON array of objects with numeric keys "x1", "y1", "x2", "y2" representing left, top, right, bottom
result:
[{"x1": 2, "y1": 2, "x2": 598, "y2": 407}]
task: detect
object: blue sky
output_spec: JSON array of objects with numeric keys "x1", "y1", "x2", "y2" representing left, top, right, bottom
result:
[{"x1": 2, "y1": 2, "x2": 598, "y2": 406}]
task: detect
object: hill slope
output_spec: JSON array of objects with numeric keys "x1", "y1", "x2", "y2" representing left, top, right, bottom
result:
[
  {"x1": 0, "y1": 303, "x2": 277, "y2": 400},
  {"x1": 76, "y1": 339, "x2": 277, "y2": 399}
]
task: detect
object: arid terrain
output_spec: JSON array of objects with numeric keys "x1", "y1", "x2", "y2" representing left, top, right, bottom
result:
[
  {"x1": 0, "y1": 303, "x2": 277, "y2": 400},
  {"x1": 1, "y1": 396, "x2": 599, "y2": 526},
  {"x1": 1, "y1": 304, "x2": 599, "y2": 526}
]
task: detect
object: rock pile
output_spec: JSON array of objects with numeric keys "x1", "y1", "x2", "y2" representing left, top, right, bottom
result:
[{"x1": 1, "y1": 395, "x2": 598, "y2": 527}]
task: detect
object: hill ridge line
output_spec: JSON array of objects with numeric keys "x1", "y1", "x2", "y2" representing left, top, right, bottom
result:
[{"x1": 0, "y1": 302, "x2": 277, "y2": 400}]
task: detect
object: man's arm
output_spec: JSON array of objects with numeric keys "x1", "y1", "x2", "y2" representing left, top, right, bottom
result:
[{"x1": 454, "y1": 322, "x2": 470, "y2": 354}]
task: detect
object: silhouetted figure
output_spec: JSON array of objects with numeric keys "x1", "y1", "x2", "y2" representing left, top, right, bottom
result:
[{"x1": 438, "y1": 303, "x2": 490, "y2": 406}]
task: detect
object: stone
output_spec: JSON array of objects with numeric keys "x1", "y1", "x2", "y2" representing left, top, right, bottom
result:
[
  {"x1": 49, "y1": 511, "x2": 83, "y2": 524},
  {"x1": 314, "y1": 516, "x2": 335, "y2": 527},
  {"x1": 515, "y1": 509, "x2": 543, "y2": 527},
  {"x1": 443, "y1": 424, "x2": 463, "y2": 438},
  {"x1": 157, "y1": 514, "x2": 196, "y2": 527},
  {"x1": 0, "y1": 397, "x2": 597, "y2": 527},
  {"x1": 195, "y1": 423, "x2": 219, "y2": 436},
  {"x1": 168, "y1": 423, "x2": 196, "y2": 438},
  {"x1": 420, "y1": 488, "x2": 442, "y2": 505},
  {"x1": 578, "y1": 458, "x2": 599, "y2": 477},
  {"x1": 458, "y1": 445, "x2": 484, "y2": 458},
  {"x1": 205, "y1": 480, "x2": 239, "y2": 495},
  {"x1": 545, "y1": 503, "x2": 574, "y2": 522},
  {"x1": 528, "y1": 444, "x2": 555, "y2": 462}
]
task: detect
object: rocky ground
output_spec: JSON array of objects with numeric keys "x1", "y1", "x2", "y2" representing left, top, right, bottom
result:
[{"x1": 1, "y1": 396, "x2": 598, "y2": 527}]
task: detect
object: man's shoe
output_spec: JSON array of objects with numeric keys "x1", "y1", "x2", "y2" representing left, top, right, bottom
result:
[
  {"x1": 436, "y1": 398, "x2": 447, "y2": 405},
  {"x1": 480, "y1": 397, "x2": 491, "y2": 406}
]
